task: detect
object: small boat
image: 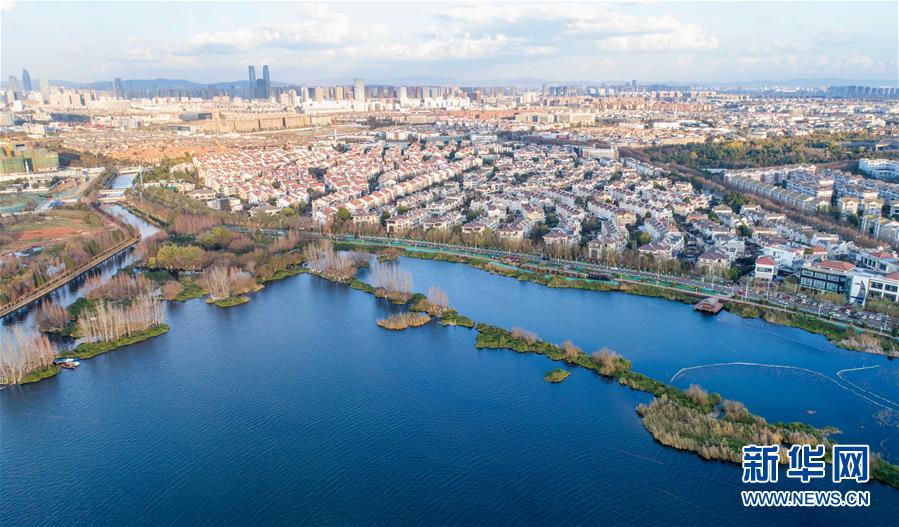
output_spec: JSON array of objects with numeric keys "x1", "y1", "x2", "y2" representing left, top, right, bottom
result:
[{"x1": 54, "y1": 358, "x2": 81, "y2": 369}]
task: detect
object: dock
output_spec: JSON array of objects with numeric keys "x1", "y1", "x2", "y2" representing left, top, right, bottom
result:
[{"x1": 694, "y1": 297, "x2": 724, "y2": 315}]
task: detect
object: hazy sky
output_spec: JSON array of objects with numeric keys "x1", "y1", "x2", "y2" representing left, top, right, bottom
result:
[{"x1": 2, "y1": 1, "x2": 897, "y2": 84}]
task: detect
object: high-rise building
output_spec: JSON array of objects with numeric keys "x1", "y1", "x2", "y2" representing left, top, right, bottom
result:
[
  {"x1": 21, "y1": 69, "x2": 32, "y2": 92},
  {"x1": 256, "y1": 79, "x2": 267, "y2": 100},
  {"x1": 262, "y1": 65, "x2": 271, "y2": 99},
  {"x1": 113, "y1": 78, "x2": 124, "y2": 99},
  {"x1": 248, "y1": 65, "x2": 256, "y2": 98},
  {"x1": 39, "y1": 78, "x2": 50, "y2": 100},
  {"x1": 354, "y1": 78, "x2": 365, "y2": 102},
  {"x1": 398, "y1": 86, "x2": 407, "y2": 102},
  {"x1": 7, "y1": 76, "x2": 19, "y2": 95}
]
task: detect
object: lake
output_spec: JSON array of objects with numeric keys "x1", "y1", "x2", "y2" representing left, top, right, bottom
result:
[{"x1": 2, "y1": 255, "x2": 897, "y2": 525}]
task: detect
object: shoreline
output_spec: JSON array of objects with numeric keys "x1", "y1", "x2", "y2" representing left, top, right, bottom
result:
[
  {"x1": 9, "y1": 247, "x2": 899, "y2": 489},
  {"x1": 304, "y1": 265, "x2": 899, "y2": 490},
  {"x1": 60, "y1": 324, "x2": 171, "y2": 360},
  {"x1": 334, "y1": 241, "x2": 897, "y2": 358}
]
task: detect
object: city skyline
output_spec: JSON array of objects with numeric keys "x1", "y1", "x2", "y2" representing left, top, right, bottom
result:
[{"x1": 2, "y1": 1, "x2": 897, "y2": 85}]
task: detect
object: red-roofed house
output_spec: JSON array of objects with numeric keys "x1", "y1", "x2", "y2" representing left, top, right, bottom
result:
[{"x1": 755, "y1": 255, "x2": 777, "y2": 281}]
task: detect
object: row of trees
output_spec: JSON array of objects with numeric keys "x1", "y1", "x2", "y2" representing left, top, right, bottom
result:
[
  {"x1": 303, "y1": 240, "x2": 359, "y2": 280},
  {"x1": 0, "y1": 327, "x2": 57, "y2": 384},
  {"x1": 641, "y1": 134, "x2": 889, "y2": 170},
  {"x1": 83, "y1": 273, "x2": 154, "y2": 302},
  {"x1": 77, "y1": 294, "x2": 165, "y2": 342},
  {"x1": 370, "y1": 261, "x2": 413, "y2": 300}
]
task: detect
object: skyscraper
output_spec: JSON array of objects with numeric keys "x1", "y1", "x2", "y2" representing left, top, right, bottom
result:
[
  {"x1": 262, "y1": 65, "x2": 271, "y2": 99},
  {"x1": 248, "y1": 65, "x2": 256, "y2": 98},
  {"x1": 8, "y1": 76, "x2": 19, "y2": 93},
  {"x1": 354, "y1": 79, "x2": 365, "y2": 102},
  {"x1": 21, "y1": 69, "x2": 32, "y2": 92},
  {"x1": 39, "y1": 78, "x2": 50, "y2": 100},
  {"x1": 113, "y1": 78, "x2": 124, "y2": 99}
]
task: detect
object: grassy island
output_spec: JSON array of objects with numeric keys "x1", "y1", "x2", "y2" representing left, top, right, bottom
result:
[
  {"x1": 544, "y1": 368, "x2": 570, "y2": 383},
  {"x1": 61, "y1": 324, "x2": 170, "y2": 360},
  {"x1": 19, "y1": 365, "x2": 62, "y2": 384},
  {"x1": 377, "y1": 312, "x2": 431, "y2": 330},
  {"x1": 438, "y1": 312, "x2": 475, "y2": 328},
  {"x1": 208, "y1": 295, "x2": 249, "y2": 308}
]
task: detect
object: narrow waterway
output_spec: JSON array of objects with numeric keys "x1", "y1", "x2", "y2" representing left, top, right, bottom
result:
[{"x1": 1, "y1": 175, "x2": 158, "y2": 343}]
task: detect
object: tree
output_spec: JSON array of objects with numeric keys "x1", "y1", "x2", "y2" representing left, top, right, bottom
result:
[
  {"x1": 34, "y1": 301, "x2": 71, "y2": 332},
  {"x1": 426, "y1": 286, "x2": 449, "y2": 313},
  {"x1": 200, "y1": 266, "x2": 233, "y2": 300},
  {"x1": 371, "y1": 261, "x2": 413, "y2": 298},
  {"x1": 77, "y1": 294, "x2": 164, "y2": 342},
  {"x1": 591, "y1": 348, "x2": 631, "y2": 376},
  {"x1": 153, "y1": 243, "x2": 206, "y2": 270},
  {"x1": 0, "y1": 326, "x2": 56, "y2": 384},
  {"x1": 303, "y1": 240, "x2": 356, "y2": 280}
]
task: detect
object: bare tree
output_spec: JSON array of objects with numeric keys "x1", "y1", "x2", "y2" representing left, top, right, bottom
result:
[
  {"x1": 34, "y1": 301, "x2": 71, "y2": 332},
  {"x1": 199, "y1": 265, "x2": 233, "y2": 301},
  {"x1": 77, "y1": 294, "x2": 165, "y2": 342},
  {"x1": 686, "y1": 384, "x2": 711, "y2": 407},
  {"x1": 303, "y1": 240, "x2": 356, "y2": 280},
  {"x1": 560, "y1": 340, "x2": 583, "y2": 361},
  {"x1": 427, "y1": 286, "x2": 449, "y2": 311},
  {"x1": 0, "y1": 326, "x2": 57, "y2": 384},
  {"x1": 370, "y1": 261, "x2": 413, "y2": 298},
  {"x1": 511, "y1": 327, "x2": 538, "y2": 344},
  {"x1": 161, "y1": 281, "x2": 184, "y2": 300},
  {"x1": 591, "y1": 347, "x2": 632, "y2": 376}
]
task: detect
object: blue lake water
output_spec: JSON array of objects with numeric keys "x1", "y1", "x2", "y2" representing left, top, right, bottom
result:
[{"x1": 2, "y1": 256, "x2": 898, "y2": 525}]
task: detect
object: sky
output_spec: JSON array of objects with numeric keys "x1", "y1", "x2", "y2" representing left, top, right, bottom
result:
[{"x1": 2, "y1": 1, "x2": 897, "y2": 85}]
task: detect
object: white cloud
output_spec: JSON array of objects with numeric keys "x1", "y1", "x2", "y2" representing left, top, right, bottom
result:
[
  {"x1": 376, "y1": 31, "x2": 549, "y2": 62},
  {"x1": 596, "y1": 22, "x2": 718, "y2": 52},
  {"x1": 0, "y1": 1, "x2": 15, "y2": 13},
  {"x1": 182, "y1": 5, "x2": 350, "y2": 54},
  {"x1": 440, "y1": 4, "x2": 718, "y2": 54}
]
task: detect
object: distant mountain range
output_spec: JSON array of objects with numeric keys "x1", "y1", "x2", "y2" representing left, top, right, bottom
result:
[{"x1": 11, "y1": 76, "x2": 897, "y2": 90}]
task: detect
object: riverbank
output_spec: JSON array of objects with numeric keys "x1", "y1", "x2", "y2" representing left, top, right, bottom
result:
[{"x1": 334, "y1": 241, "x2": 896, "y2": 357}]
